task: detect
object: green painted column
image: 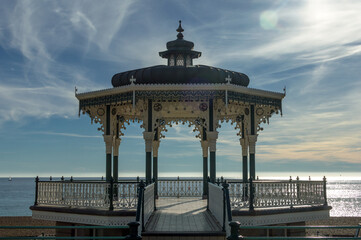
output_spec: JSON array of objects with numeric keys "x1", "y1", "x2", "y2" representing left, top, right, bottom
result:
[
  {"x1": 113, "y1": 117, "x2": 121, "y2": 183},
  {"x1": 146, "y1": 152, "x2": 152, "y2": 183},
  {"x1": 201, "y1": 136, "x2": 208, "y2": 197},
  {"x1": 104, "y1": 105, "x2": 112, "y2": 182},
  {"x1": 113, "y1": 156, "x2": 118, "y2": 182},
  {"x1": 240, "y1": 115, "x2": 248, "y2": 183},
  {"x1": 201, "y1": 126, "x2": 208, "y2": 197},
  {"x1": 153, "y1": 156, "x2": 158, "y2": 193},
  {"x1": 249, "y1": 105, "x2": 257, "y2": 180},
  {"x1": 242, "y1": 156, "x2": 248, "y2": 182},
  {"x1": 106, "y1": 153, "x2": 112, "y2": 182},
  {"x1": 144, "y1": 99, "x2": 153, "y2": 184},
  {"x1": 210, "y1": 152, "x2": 216, "y2": 183},
  {"x1": 250, "y1": 154, "x2": 255, "y2": 179},
  {"x1": 208, "y1": 99, "x2": 218, "y2": 184},
  {"x1": 152, "y1": 139, "x2": 160, "y2": 196}
]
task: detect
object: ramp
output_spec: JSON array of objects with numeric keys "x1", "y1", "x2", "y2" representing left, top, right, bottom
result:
[{"x1": 143, "y1": 197, "x2": 225, "y2": 239}]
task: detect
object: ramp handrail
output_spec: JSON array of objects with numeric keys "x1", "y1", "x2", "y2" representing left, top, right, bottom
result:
[
  {"x1": 208, "y1": 182, "x2": 233, "y2": 236},
  {"x1": 135, "y1": 181, "x2": 155, "y2": 232}
]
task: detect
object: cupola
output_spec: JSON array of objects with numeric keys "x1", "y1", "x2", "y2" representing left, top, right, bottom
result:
[{"x1": 159, "y1": 21, "x2": 201, "y2": 66}]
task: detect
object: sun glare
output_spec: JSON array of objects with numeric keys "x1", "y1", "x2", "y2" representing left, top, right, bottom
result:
[
  {"x1": 304, "y1": 1, "x2": 333, "y2": 25},
  {"x1": 260, "y1": 10, "x2": 278, "y2": 30}
]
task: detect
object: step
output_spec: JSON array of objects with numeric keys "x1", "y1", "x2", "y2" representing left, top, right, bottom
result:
[{"x1": 142, "y1": 231, "x2": 226, "y2": 240}]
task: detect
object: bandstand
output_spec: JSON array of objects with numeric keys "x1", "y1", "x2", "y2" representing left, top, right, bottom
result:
[{"x1": 30, "y1": 22, "x2": 331, "y2": 239}]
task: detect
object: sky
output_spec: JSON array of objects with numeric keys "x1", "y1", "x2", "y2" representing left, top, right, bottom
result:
[{"x1": 0, "y1": 0, "x2": 360, "y2": 178}]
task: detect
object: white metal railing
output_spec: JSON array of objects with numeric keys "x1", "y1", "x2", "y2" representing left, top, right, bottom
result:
[
  {"x1": 158, "y1": 178, "x2": 202, "y2": 197},
  {"x1": 35, "y1": 178, "x2": 327, "y2": 212},
  {"x1": 36, "y1": 180, "x2": 138, "y2": 210},
  {"x1": 143, "y1": 183, "x2": 155, "y2": 225},
  {"x1": 136, "y1": 182, "x2": 155, "y2": 232},
  {"x1": 228, "y1": 179, "x2": 326, "y2": 210},
  {"x1": 228, "y1": 182, "x2": 249, "y2": 209},
  {"x1": 208, "y1": 183, "x2": 224, "y2": 228},
  {"x1": 208, "y1": 182, "x2": 232, "y2": 235}
]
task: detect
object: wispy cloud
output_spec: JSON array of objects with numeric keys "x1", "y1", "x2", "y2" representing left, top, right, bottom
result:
[
  {"x1": 0, "y1": 0, "x2": 360, "y2": 175},
  {"x1": 0, "y1": 1, "x2": 135, "y2": 126},
  {"x1": 27, "y1": 131, "x2": 101, "y2": 138}
]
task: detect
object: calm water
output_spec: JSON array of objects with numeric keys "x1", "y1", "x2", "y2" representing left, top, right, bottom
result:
[{"x1": 0, "y1": 177, "x2": 360, "y2": 217}]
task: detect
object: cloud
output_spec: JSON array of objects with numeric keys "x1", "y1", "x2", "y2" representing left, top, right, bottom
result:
[
  {"x1": 0, "y1": 1, "x2": 136, "y2": 126},
  {"x1": 0, "y1": 1, "x2": 360, "y2": 175},
  {"x1": 27, "y1": 131, "x2": 102, "y2": 138}
]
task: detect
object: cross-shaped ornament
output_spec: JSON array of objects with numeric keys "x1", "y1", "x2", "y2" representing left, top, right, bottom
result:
[
  {"x1": 130, "y1": 75, "x2": 136, "y2": 85},
  {"x1": 225, "y1": 74, "x2": 232, "y2": 84}
]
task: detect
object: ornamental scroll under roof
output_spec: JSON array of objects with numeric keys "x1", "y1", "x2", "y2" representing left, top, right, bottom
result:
[{"x1": 77, "y1": 86, "x2": 283, "y2": 138}]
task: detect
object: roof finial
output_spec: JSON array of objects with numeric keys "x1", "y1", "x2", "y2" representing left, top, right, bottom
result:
[{"x1": 177, "y1": 20, "x2": 184, "y2": 39}]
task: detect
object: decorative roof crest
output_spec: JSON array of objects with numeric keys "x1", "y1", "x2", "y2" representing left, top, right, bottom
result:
[{"x1": 177, "y1": 20, "x2": 184, "y2": 39}]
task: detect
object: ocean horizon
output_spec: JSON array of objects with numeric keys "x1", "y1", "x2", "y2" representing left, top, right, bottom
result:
[{"x1": 1, "y1": 172, "x2": 360, "y2": 217}]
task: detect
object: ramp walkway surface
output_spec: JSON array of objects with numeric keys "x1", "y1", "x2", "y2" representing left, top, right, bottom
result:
[{"x1": 144, "y1": 197, "x2": 225, "y2": 239}]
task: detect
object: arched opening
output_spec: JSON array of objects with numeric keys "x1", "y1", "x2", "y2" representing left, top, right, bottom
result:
[
  {"x1": 117, "y1": 121, "x2": 145, "y2": 178},
  {"x1": 157, "y1": 124, "x2": 202, "y2": 178}
]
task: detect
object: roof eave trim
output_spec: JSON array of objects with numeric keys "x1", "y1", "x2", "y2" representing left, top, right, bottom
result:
[{"x1": 76, "y1": 84, "x2": 285, "y2": 101}]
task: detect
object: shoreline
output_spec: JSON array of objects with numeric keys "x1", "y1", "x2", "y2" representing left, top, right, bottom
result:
[{"x1": 0, "y1": 216, "x2": 360, "y2": 237}]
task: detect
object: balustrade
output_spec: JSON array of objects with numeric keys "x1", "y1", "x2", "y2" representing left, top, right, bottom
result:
[
  {"x1": 143, "y1": 183, "x2": 155, "y2": 227},
  {"x1": 158, "y1": 178, "x2": 203, "y2": 197},
  {"x1": 36, "y1": 180, "x2": 138, "y2": 210},
  {"x1": 35, "y1": 178, "x2": 327, "y2": 212},
  {"x1": 228, "y1": 179, "x2": 326, "y2": 210}
]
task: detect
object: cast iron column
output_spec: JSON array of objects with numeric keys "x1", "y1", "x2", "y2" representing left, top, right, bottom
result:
[
  {"x1": 240, "y1": 115, "x2": 248, "y2": 183},
  {"x1": 104, "y1": 105, "x2": 112, "y2": 182},
  {"x1": 144, "y1": 99, "x2": 153, "y2": 184},
  {"x1": 240, "y1": 138, "x2": 248, "y2": 183},
  {"x1": 249, "y1": 105, "x2": 257, "y2": 180},
  {"x1": 208, "y1": 98, "x2": 218, "y2": 184},
  {"x1": 201, "y1": 138, "x2": 208, "y2": 197},
  {"x1": 153, "y1": 139, "x2": 160, "y2": 197},
  {"x1": 208, "y1": 131, "x2": 218, "y2": 184},
  {"x1": 113, "y1": 138, "x2": 121, "y2": 182}
]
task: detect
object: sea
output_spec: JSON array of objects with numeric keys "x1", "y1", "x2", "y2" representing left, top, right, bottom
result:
[{"x1": 0, "y1": 175, "x2": 360, "y2": 217}]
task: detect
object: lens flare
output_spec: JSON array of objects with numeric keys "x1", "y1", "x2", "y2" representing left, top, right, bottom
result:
[{"x1": 260, "y1": 10, "x2": 278, "y2": 30}]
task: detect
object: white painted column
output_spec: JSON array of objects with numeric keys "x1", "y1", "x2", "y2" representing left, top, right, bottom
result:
[{"x1": 207, "y1": 131, "x2": 218, "y2": 183}]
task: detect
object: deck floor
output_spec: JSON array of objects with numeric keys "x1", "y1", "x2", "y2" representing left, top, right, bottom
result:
[{"x1": 146, "y1": 197, "x2": 222, "y2": 232}]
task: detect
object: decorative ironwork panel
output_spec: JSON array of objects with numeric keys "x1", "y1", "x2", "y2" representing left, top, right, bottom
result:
[
  {"x1": 137, "y1": 90, "x2": 224, "y2": 102},
  {"x1": 37, "y1": 181, "x2": 138, "y2": 210},
  {"x1": 252, "y1": 181, "x2": 324, "y2": 208},
  {"x1": 158, "y1": 179, "x2": 203, "y2": 197},
  {"x1": 79, "y1": 92, "x2": 133, "y2": 109},
  {"x1": 228, "y1": 182, "x2": 250, "y2": 209},
  {"x1": 113, "y1": 182, "x2": 138, "y2": 209},
  {"x1": 176, "y1": 54, "x2": 184, "y2": 66},
  {"x1": 228, "y1": 180, "x2": 325, "y2": 210},
  {"x1": 228, "y1": 91, "x2": 282, "y2": 108}
]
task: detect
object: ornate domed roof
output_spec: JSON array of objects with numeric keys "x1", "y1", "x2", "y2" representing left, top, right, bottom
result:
[
  {"x1": 112, "y1": 65, "x2": 250, "y2": 87},
  {"x1": 111, "y1": 21, "x2": 250, "y2": 88}
]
